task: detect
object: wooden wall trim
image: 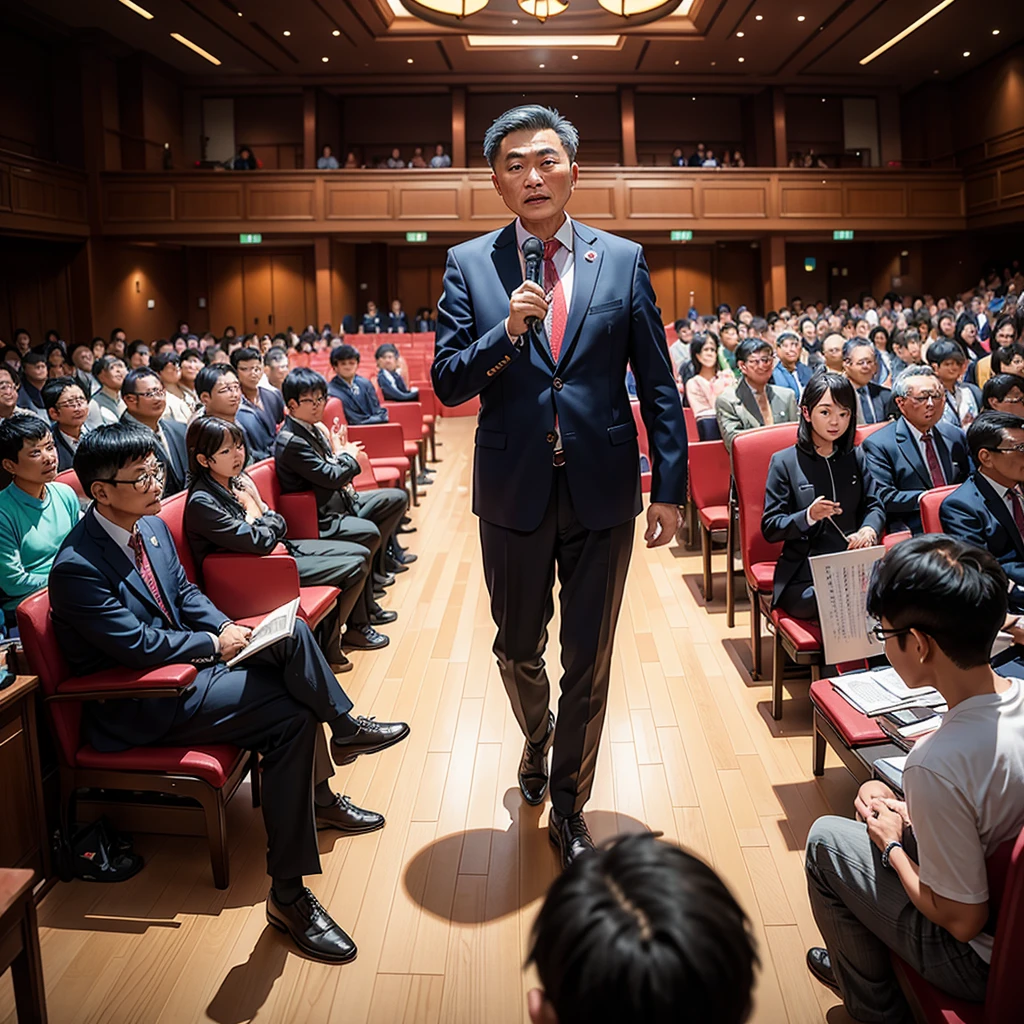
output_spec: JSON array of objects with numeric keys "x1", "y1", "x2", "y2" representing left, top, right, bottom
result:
[
  {"x1": 964, "y1": 152, "x2": 1024, "y2": 230},
  {"x1": 0, "y1": 150, "x2": 89, "y2": 239},
  {"x1": 96, "y1": 167, "x2": 968, "y2": 237}
]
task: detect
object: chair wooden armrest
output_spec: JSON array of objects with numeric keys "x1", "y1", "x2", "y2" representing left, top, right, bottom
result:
[{"x1": 49, "y1": 663, "x2": 199, "y2": 702}]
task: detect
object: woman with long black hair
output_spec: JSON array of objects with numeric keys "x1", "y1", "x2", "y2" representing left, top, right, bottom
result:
[{"x1": 762, "y1": 372, "x2": 886, "y2": 620}]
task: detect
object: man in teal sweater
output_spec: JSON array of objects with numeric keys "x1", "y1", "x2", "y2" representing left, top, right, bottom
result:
[{"x1": 0, "y1": 416, "x2": 81, "y2": 624}]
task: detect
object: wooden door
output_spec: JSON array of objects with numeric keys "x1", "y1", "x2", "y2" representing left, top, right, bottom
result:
[
  {"x1": 270, "y1": 253, "x2": 308, "y2": 335},
  {"x1": 208, "y1": 253, "x2": 244, "y2": 338},
  {"x1": 242, "y1": 254, "x2": 273, "y2": 334},
  {"x1": 645, "y1": 250, "x2": 676, "y2": 323},
  {"x1": 674, "y1": 249, "x2": 713, "y2": 321}
]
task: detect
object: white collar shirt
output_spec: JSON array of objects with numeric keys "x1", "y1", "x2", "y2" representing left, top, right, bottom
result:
[{"x1": 514, "y1": 214, "x2": 576, "y2": 342}]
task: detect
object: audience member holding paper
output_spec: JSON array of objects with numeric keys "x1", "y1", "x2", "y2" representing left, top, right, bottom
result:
[
  {"x1": 804, "y1": 536, "x2": 1024, "y2": 1021},
  {"x1": 761, "y1": 372, "x2": 886, "y2": 620}
]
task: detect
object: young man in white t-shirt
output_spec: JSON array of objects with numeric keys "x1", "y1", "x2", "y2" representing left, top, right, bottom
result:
[{"x1": 804, "y1": 535, "x2": 1024, "y2": 1022}]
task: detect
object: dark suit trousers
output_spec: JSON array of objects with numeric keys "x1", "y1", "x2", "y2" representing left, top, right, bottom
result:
[
  {"x1": 479, "y1": 468, "x2": 633, "y2": 816},
  {"x1": 160, "y1": 619, "x2": 353, "y2": 879},
  {"x1": 353, "y1": 488, "x2": 408, "y2": 576}
]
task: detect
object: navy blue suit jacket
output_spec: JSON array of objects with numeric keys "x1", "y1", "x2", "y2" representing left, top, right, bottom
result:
[
  {"x1": 327, "y1": 374, "x2": 388, "y2": 424},
  {"x1": 378, "y1": 369, "x2": 418, "y2": 402},
  {"x1": 236, "y1": 398, "x2": 279, "y2": 461},
  {"x1": 51, "y1": 425, "x2": 77, "y2": 473},
  {"x1": 771, "y1": 361, "x2": 813, "y2": 400},
  {"x1": 861, "y1": 418, "x2": 970, "y2": 534},
  {"x1": 432, "y1": 219, "x2": 687, "y2": 532},
  {"x1": 940, "y1": 472, "x2": 1024, "y2": 612},
  {"x1": 48, "y1": 510, "x2": 229, "y2": 748}
]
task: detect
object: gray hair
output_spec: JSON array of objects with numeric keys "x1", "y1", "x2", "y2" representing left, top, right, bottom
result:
[
  {"x1": 891, "y1": 364, "x2": 938, "y2": 398},
  {"x1": 483, "y1": 105, "x2": 580, "y2": 168},
  {"x1": 842, "y1": 338, "x2": 877, "y2": 362}
]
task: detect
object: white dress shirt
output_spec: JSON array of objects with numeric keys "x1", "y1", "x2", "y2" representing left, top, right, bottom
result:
[{"x1": 513, "y1": 214, "x2": 575, "y2": 345}]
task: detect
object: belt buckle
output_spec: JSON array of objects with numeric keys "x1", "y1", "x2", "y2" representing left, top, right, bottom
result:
[{"x1": 552, "y1": 450, "x2": 566, "y2": 467}]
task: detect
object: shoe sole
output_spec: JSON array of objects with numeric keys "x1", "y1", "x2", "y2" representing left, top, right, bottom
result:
[
  {"x1": 315, "y1": 816, "x2": 386, "y2": 834},
  {"x1": 265, "y1": 908, "x2": 358, "y2": 964},
  {"x1": 332, "y1": 724, "x2": 411, "y2": 766}
]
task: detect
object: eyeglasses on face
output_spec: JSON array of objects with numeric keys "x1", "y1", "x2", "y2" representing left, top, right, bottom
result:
[
  {"x1": 986, "y1": 443, "x2": 1024, "y2": 455},
  {"x1": 55, "y1": 398, "x2": 88, "y2": 410},
  {"x1": 870, "y1": 623, "x2": 916, "y2": 643},
  {"x1": 742, "y1": 357, "x2": 774, "y2": 368},
  {"x1": 215, "y1": 384, "x2": 242, "y2": 396},
  {"x1": 297, "y1": 396, "x2": 327, "y2": 407},
  {"x1": 133, "y1": 388, "x2": 166, "y2": 400},
  {"x1": 0, "y1": 382, "x2": 17, "y2": 393},
  {"x1": 97, "y1": 463, "x2": 166, "y2": 492},
  {"x1": 902, "y1": 392, "x2": 943, "y2": 405}
]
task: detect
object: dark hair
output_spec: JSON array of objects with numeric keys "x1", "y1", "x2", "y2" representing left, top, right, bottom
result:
[
  {"x1": 125, "y1": 339, "x2": 150, "y2": 360},
  {"x1": 74, "y1": 421, "x2": 156, "y2": 498},
  {"x1": 121, "y1": 366, "x2": 161, "y2": 398},
  {"x1": 867, "y1": 535, "x2": 1007, "y2": 669},
  {"x1": 21, "y1": 349, "x2": 47, "y2": 367},
  {"x1": 981, "y1": 373, "x2": 1024, "y2": 411},
  {"x1": 195, "y1": 363, "x2": 237, "y2": 400},
  {"x1": 868, "y1": 325, "x2": 890, "y2": 349},
  {"x1": 186, "y1": 415, "x2": 247, "y2": 491},
  {"x1": 735, "y1": 338, "x2": 771, "y2": 364},
  {"x1": 527, "y1": 833, "x2": 757, "y2": 1024},
  {"x1": 0, "y1": 364, "x2": 21, "y2": 388},
  {"x1": 719, "y1": 321, "x2": 739, "y2": 337},
  {"x1": 230, "y1": 346, "x2": 261, "y2": 370},
  {"x1": 265, "y1": 345, "x2": 289, "y2": 365},
  {"x1": 180, "y1": 347, "x2": 204, "y2": 364},
  {"x1": 68, "y1": 339, "x2": 93, "y2": 359},
  {"x1": 151, "y1": 351, "x2": 180, "y2": 374},
  {"x1": 483, "y1": 104, "x2": 579, "y2": 167},
  {"x1": 797, "y1": 371, "x2": 857, "y2": 455},
  {"x1": 282, "y1": 367, "x2": 328, "y2": 404},
  {"x1": 966, "y1": 409, "x2": 1024, "y2": 463},
  {"x1": 94, "y1": 355, "x2": 126, "y2": 381},
  {"x1": 991, "y1": 344, "x2": 1024, "y2": 375},
  {"x1": 109, "y1": 327, "x2": 125, "y2": 342},
  {"x1": 42, "y1": 377, "x2": 86, "y2": 412},
  {"x1": 152, "y1": 338, "x2": 175, "y2": 355},
  {"x1": 689, "y1": 334, "x2": 718, "y2": 370},
  {"x1": 330, "y1": 343, "x2": 360, "y2": 367},
  {"x1": 892, "y1": 329, "x2": 919, "y2": 353},
  {"x1": 993, "y1": 313, "x2": 1018, "y2": 343},
  {"x1": 927, "y1": 339, "x2": 966, "y2": 367},
  {"x1": 0, "y1": 415, "x2": 52, "y2": 466},
  {"x1": 375, "y1": 343, "x2": 399, "y2": 360}
]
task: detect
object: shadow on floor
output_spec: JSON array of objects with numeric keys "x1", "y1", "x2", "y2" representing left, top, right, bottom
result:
[{"x1": 206, "y1": 927, "x2": 286, "y2": 1024}]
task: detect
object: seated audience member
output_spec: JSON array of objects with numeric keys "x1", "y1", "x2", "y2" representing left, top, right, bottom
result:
[
  {"x1": 0, "y1": 416, "x2": 80, "y2": 622},
  {"x1": 990, "y1": 342, "x2": 1024, "y2": 377},
  {"x1": 386, "y1": 300, "x2": 409, "y2": 334},
  {"x1": 376, "y1": 343, "x2": 419, "y2": 403},
  {"x1": 45, "y1": 343, "x2": 69, "y2": 380},
  {"x1": 121, "y1": 367, "x2": 188, "y2": 495},
  {"x1": 177, "y1": 349, "x2": 202, "y2": 415},
  {"x1": 527, "y1": 833, "x2": 758, "y2": 1024},
  {"x1": 230, "y1": 347, "x2": 283, "y2": 459},
  {"x1": 688, "y1": 143, "x2": 706, "y2": 167},
  {"x1": 969, "y1": 314, "x2": 1017, "y2": 388},
  {"x1": 274, "y1": 368, "x2": 409, "y2": 583},
  {"x1": 327, "y1": 345, "x2": 389, "y2": 424},
  {"x1": 861, "y1": 366, "x2": 970, "y2": 534},
  {"x1": 668, "y1": 319, "x2": 694, "y2": 379},
  {"x1": 718, "y1": 321, "x2": 740, "y2": 375},
  {"x1": 981, "y1": 373, "x2": 1024, "y2": 414},
  {"x1": 890, "y1": 328, "x2": 924, "y2": 378},
  {"x1": 386, "y1": 147, "x2": 405, "y2": 169},
  {"x1": 429, "y1": 143, "x2": 451, "y2": 168},
  {"x1": 408, "y1": 146, "x2": 427, "y2": 169},
  {"x1": 843, "y1": 340, "x2": 891, "y2": 424},
  {"x1": 261, "y1": 346, "x2": 291, "y2": 396},
  {"x1": 12, "y1": 329, "x2": 32, "y2": 356},
  {"x1": 184, "y1": 417, "x2": 394, "y2": 664},
  {"x1": 716, "y1": 338, "x2": 799, "y2": 453},
  {"x1": 317, "y1": 144, "x2": 339, "y2": 170},
  {"x1": 820, "y1": 333, "x2": 846, "y2": 373},
  {"x1": 804, "y1": 536, "x2": 1024, "y2": 1021},
  {"x1": 956, "y1": 313, "x2": 986, "y2": 361},
  {"x1": 151, "y1": 353, "x2": 192, "y2": 425},
  {"x1": 17, "y1": 350, "x2": 49, "y2": 417},
  {"x1": 43, "y1": 378, "x2": 91, "y2": 472},
  {"x1": 799, "y1": 316, "x2": 822, "y2": 365},
  {"x1": 413, "y1": 308, "x2": 436, "y2": 333},
  {"x1": 0, "y1": 367, "x2": 24, "y2": 424},
  {"x1": 85, "y1": 355, "x2": 127, "y2": 428},
  {"x1": 762, "y1": 372, "x2": 885, "y2": 619},
  {"x1": 869, "y1": 326, "x2": 894, "y2": 385},
  {"x1": 940, "y1": 411, "x2": 1024, "y2": 610},
  {"x1": 685, "y1": 335, "x2": 733, "y2": 441},
  {"x1": 67, "y1": 341, "x2": 99, "y2": 398},
  {"x1": 231, "y1": 145, "x2": 258, "y2": 170},
  {"x1": 49, "y1": 422, "x2": 408, "y2": 962},
  {"x1": 928, "y1": 339, "x2": 982, "y2": 429},
  {"x1": 360, "y1": 302, "x2": 383, "y2": 334},
  {"x1": 126, "y1": 340, "x2": 150, "y2": 369},
  {"x1": 771, "y1": 330, "x2": 813, "y2": 401}
]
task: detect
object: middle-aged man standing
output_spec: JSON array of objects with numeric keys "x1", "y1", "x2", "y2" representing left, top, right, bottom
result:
[{"x1": 431, "y1": 105, "x2": 687, "y2": 871}]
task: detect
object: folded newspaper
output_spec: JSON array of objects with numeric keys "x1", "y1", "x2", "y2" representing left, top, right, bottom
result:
[
  {"x1": 226, "y1": 597, "x2": 300, "y2": 668},
  {"x1": 830, "y1": 666, "x2": 947, "y2": 717}
]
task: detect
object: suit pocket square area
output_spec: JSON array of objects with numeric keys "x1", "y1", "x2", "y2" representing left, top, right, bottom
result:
[
  {"x1": 588, "y1": 299, "x2": 623, "y2": 315},
  {"x1": 608, "y1": 421, "x2": 638, "y2": 446}
]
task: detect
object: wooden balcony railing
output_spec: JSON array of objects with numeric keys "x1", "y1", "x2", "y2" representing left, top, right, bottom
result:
[{"x1": 0, "y1": 151, "x2": 89, "y2": 238}]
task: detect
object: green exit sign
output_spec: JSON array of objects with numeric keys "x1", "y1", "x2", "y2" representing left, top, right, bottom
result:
[
  {"x1": 405, "y1": 231, "x2": 429, "y2": 243},
  {"x1": 670, "y1": 230, "x2": 693, "y2": 242},
  {"x1": 833, "y1": 229, "x2": 855, "y2": 241},
  {"x1": 239, "y1": 233, "x2": 262, "y2": 245}
]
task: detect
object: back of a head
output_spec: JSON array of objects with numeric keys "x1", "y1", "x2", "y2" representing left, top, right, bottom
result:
[{"x1": 528, "y1": 834, "x2": 757, "y2": 1024}]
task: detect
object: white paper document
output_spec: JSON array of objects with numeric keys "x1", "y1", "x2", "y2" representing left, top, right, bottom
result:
[
  {"x1": 226, "y1": 597, "x2": 300, "y2": 668},
  {"x1": 809, "y1": 545, "x2": 887, "y2": 665},
  {"x1": 831, "y1": 667, "x2": 945, "y2": 716}
]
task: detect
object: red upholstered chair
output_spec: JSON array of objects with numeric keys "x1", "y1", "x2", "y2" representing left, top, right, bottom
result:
[
  {"x1": 382, "y1": 401, "x2": 429, "y2": 504},
  {"x1": 16, "y1": 589, "x2": 257, "y2": 889},
  {"x1": 893, "y1": 825, "x2": 1024, "y2": 1024},
  {"x1": 247, "y1": 458, "x2": 321, "y2": 540},
  {"x1": 854, "y1": 422, "x2": 889, "y2": 444},
  {"x1": 629, "y1": 400, "x2": 653, "y2": 494},
  {"x1": 683, "y1": 407, "x2": 699, "y2": 444},
  {"x1": 920, "y1": 484, "x2": 959, "y2": 534},
  {"x1": 688, "y1": 439, "x2": 731, "y2": 601},
  {"x1": 809, "y1": 678, "x2": 887, "y2": 780},
  {"x1": 55, "y1": 469, "x2": 85, "y2": 499},
  {"x1": 323, "y1": 396, "x2": 345, "y2": 427}
]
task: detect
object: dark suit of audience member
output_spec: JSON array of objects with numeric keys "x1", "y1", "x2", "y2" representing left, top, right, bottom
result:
[
  {"x1": 122, "y1": 411, "x2": 188, "y2": 495},
  {"x1": 861, "y1": 418, "x2": 970, "y2": 533},
  {"x1": 327, "y1": 374, "x2": 389, "y2": 424},
  {"x1": 361, "y1": 312, "x2": 382, "y2": 334},
  {"x1": 260, "y1": 386, "x2": 286, "y2": 429},
  {"x1": 17, "y1": 383, "x2": 45, "y2": 418},
  {"x1": 52, "y1": 425, "x2": 80, "y2": 472},
  {"x1": 377, "y1": 368, "x2": 418, "y2": 402},
  {"x1": 236, "y1": 399, "x2": 275, "y2": 461},
  {"x1": 853, "y1": 381, "x2": 892, "y2": 425},
  {"x1": 387, "y1": 312, "x2": 409, "y2": 333}
]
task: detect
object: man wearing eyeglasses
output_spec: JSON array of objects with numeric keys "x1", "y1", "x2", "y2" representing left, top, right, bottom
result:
[
  {"x1": 43, "y1": 378, "x2": 92, "y2": 472},
  {"x1": 940, "y1": 411, "x2": 1024, "y2": 611},
  {"x1": 120, "y1": 367, "x2": 189, "y2": 495},
  {"x1": 862, "y1": 366, "x2": 971, "y2": 535}
]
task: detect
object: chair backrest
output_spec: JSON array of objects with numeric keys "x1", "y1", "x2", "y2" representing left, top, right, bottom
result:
[
  {"x1": 984, "y1": 825, "x2": 1024, "y2": 1022},
  {"x1": 324, "y1": 396, "x2": 346, "y2": 426},
  {"x1": 920, "y1": 484, "x2": 959, "y2": 534},
  {"x1": 683, "y1": 406, "x2": 699, "y2": 444},
  {"x1": 854, "y1": 422, "x2": 888, "y2": 444},
  {"x1": 156, "y1": 491, "x2": 196, "y2": 582},
  {"x1": 352, "y1": 450, "x2": 378, "y2": 491},
  {"x1": 55, "y1": 469, "x2": 86, "y2": 498},
  {"x1": 732, "y1": 423, "x2": 800, "y2": 581},
  {"x1": 248, "y1": 458, "x2": 281, "y2": 510},
  {"x1": 15, "y1": 589, "x2": 79, "y2": 764},
  {"x1": 688, "y1": 439, "x2": 730, "y2": 511}
]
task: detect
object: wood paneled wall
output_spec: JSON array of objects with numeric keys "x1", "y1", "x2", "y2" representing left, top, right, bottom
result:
[
  {"x1": 645, "y1": 243, "x2": 761, "y2": 322},
  {"x1": 0, "y1": 238, "x2": 84, "y2": 346},
  {"x1": 634, "y1": 93, "x2": 745, "y2": 166}
]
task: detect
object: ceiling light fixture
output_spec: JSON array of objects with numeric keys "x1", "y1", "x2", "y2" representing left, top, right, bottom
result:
[
  {"x1": 170, "y1": 33, "x2": 221, "y2": 65},
  {"x1": 407, "y1": 57, "x2": 414, "y2": 62},
  {"x1": 755, "y1": 14, "x2": 762, "y2": 20},
  {"x1": 518, "y1": 0, "x2": 567, "y2": 22},
  {"x1": 859, "y1": 0, "x2": 958, "y2": 66},
  {"x1": 539, "y1": 62, "x2": 545, "y2": 67},
  {"x1": 283, "y1": 30, "x2": 291, "y2": 36},
  {"x1": 467, "y1": 33, "x2": 620, "y2": 46},
  {"x1": 322, "y1": 56, "x2": 329, "y2": 62},
  {"x1": 409, "y1": 0, "x2": 489, "y2": 17},
  {"x1": 572, "y1": 53, "x2": 579, "y2": 59},
  {"x1": 962, "y1": 50, "x2": 970, "y2": 56},
  {"x1": 738, "y1": 56, "x2": 745, "y2": 62},
  {"x1": 736, "y1": 31, "x2": 744, "y2": 37},
  {"x1": 333, "y1": 29, "x2": 340, "y2": 36},
  {"x1": 992, "y1": 28, "x2": 1000, "y2": 35},
  {"x1": 598, "y1": 0, "x2": 673, "y2": 16},
  {"x1": 797, "y1": 14, "x2": 805, "y2": 21},
  {"x1": 674, "y1": 59, "x2": 679, "y2": 64},
  {"x1": 512, "y1": 18, "x2": 518, "y2": 23},
  {"x1": 118, "y1": 0, "x2": 154, "y2": 17}
]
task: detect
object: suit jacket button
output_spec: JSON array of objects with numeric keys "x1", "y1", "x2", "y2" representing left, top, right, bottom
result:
[
  {"x1": 552, "y1": 377, "x2": 563, "y2": 391},
  {"x1": 546, "y1": 432, "x2": 557, "y2": 444}
]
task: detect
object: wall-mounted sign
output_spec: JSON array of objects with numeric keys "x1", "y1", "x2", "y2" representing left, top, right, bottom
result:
[
  {"x1": 239, "y1": 233, "x2": 262, "y2": 244},
  {"x1": 833, "y1": 229, "x2": 855, "y2": 241},
  {"x1": 406, "y1": 231, "x2": 429, "y2": 243},
  {"x1": 670, "y1": 230, "x2": 693, "y2": 242}
]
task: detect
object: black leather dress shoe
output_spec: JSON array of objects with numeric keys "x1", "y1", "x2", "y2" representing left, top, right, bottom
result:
[
  {"x1": 386, "y1": 560, "x2": 410, "y2": 575},
  {"x1": 266, "y1": 888, "x2": 357, "y2": 964},
  {"x1": 373, "y1": 572, "x2": 396, "y2": 588},
  {"x1": 548, "y1": 809, "x2": 595, "y2": 871},
  {"x1": 806, "y1": 948, "x2": 839, "y2": 992},
  {"x1": 396, "y1": 551, "x2": 418, "y2": 565},
  {"x1": 397, "y1": 524, "x2": 416, "y2": 534},
  {"x1": 315, "y1": 794, "x2": 385, "y2": 834},
  {"x1": 331, "y1": 716, "x2": 411, "y2": 765},
  {"x1": 330, "y1": 653, "x2": 354, "y2": 673},
  {"x1": 518, "y1": 711, "x2": 555, "y2": 806},
  {"x1": 343, "y1": 624, "x2": 389, "y2": 650},
  {"x1": 416, "y1": 473, "x2": 433, "y2": 486},
  {"x1": 370, "y1": 608, "x2": 398, "y2": 625}
]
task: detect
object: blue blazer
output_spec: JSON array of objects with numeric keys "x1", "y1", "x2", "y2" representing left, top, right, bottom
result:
[
  {"x1": 432, "y1": 219, "x2": 687, "y2": 532},
  {"x1": 327, "y1": 374, "x2": 388, "y2": 424},
  {"x1": 378, "y1": 369, "x2": 418, "y2": 402},
  {"x1": 47, "y1": 510, "x2": 229, "y2": 749},
  {"x1": 861, "y1": 418, "x2": 970, "y2": 534},
  {"x1": 771, "y1": 361, "x2": 813, "y2": 400},
  {"x1": 940, "y1": 472, "x2": 1024, "y2": 612},
  {"x1": 236, "y1": 400, "x2": 276, "y2": 461}
]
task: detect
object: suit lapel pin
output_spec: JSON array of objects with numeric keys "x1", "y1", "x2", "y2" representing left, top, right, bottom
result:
[
  {"x1": 150, "y1": 536, "x2": 159, "y2": 547},
  {"x1": 584, "y1": 250, "x2": 597, "y2": 263}
]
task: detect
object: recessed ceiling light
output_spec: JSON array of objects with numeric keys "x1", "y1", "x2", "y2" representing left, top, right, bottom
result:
[
  {"x1": 901, "y1": 250, "x2": 909, "y2": 256},
  {"x1": 934, "y1": 68, "x2": 940, "y2": 73},
  {"x1": 283, "y1": 30, "x2": 291, "y2": 36},
  {"x1": 238, "y1": 10, "x2": 242, "y2": 15},
  {"x1": 117, "y1": 0, "x2": 154, "y2": 18},
  {"x1": 860, "y1": 0, "x2": 958, "y2": 66},
  {"x1": 993, "y1": 28, "x2": 1000, "y2": 35},
  {"x1": 710, "y1": 60, "x2": 716, "y2": 66},
  {"x1": 691, "y1": 96, "x2": 696, "y2": 101},
  {"x1": 797, "y1": 15, "x2": 805, "y2": 21},
  {"x1": 407, "y1": 57, "x2": 414, "y2": 63},
  {"x1": 736, "y1": 31, "x2": 744, "y2": 37},
  {"x1": 572, "y1": 54, "x2": 578, "y2": 59},
  {"x1": 512, "y1": 18, "x2": 518, "y2": 24},
  {"x1": 963, "y1": 50, "x2": 970, "y2": 56},
  {"x1": 170, "y1": 32, "x2": 221, "y2": 65},
  {"x1": 322, "y1": 56, "x2": 329, "y2": 62},
  {"x1": 822, "y1": 97, "x2": 826, "y2": 102},
  {"x1": 539, "y1": 63, "x2": 545, "y2": 67},
  {"x1": 674, "y1": 59, "x2": 680, "y2": 64},
  {"x1": 755, "y1": 14, "x2": 763, "y2": 21},
  {"x1": 738, "y1": 56, "x2": 745, "y2": 62},
  {"x1": 333, "y1": 29, "x2": 340, "y2": 36}
]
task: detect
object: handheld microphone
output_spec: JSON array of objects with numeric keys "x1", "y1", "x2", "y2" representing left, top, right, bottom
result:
[{"x1": 522, "y1": 236, "x2": 545, "y2": 329}]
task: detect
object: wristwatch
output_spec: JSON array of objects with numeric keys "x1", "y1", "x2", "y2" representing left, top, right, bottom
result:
[{"x1": 881, "y1": 839, "x2": 903, "y2": 870}]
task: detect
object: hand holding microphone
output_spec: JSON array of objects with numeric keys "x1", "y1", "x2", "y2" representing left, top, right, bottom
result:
[{"x1": 506, "y1": 236, "x2": 549, "y2": 338}]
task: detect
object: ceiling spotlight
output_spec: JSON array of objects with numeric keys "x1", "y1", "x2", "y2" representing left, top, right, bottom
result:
[
  {"x1": 333, "y1": 29, "x2": 340, "y2": 36},
  {"x1": 797, "y1": 15, "x2": 805, "y2": 22},
  {"x1": 674, "y1": 59, "x2": 679, "y2": 64},
  {"x1": 539, "y1": 62, "x2": 545, "y2": 67},
  {"x1": 736, "y1": 31, "x2": 744, "y2": 37},
  {"x1": 934, "y1": 68, "x2": 940, "y2": 73},
  {"x1": 755, "y1": 14, "x2": 763, "y2": 20},
  {"x1": 737, "y1": 56, "x2": 745, "y2": 62},
  {"x1": 963, "y1": 50, "x2": 970, "y2": 56},
  {"x1": 407, "y1": 57, "x2": 414, "y2": 63},
  {"x1": 993, "y1": 28, "x2": 1000, "y2": 35},
  {"x1": 691, "y1": 96, "x2": 695, "y2": 101},
  {"x1": 512, "y1": 18, "x2": 518, "y2": 23},
  {"x1": 572, "y1": 53, "x2": 579, "y2": 59},
  {"x1": 710, "y1": 60, "x2": 716, "y2": 66},
  {"x1": 283, "y1": 30, "x2": 291, "y2": 36},
  {"x1": 901, "y1": 250, "x2": 909, "y2": 256},
  {"x1": 322, "y1": 55, "x2": 329, "y2": 62},
  {"x1": 822, "y1": 97, "x2": 826, "y2": 102}
]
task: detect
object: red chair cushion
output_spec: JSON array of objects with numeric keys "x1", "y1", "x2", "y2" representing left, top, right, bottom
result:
[
  {"x1": 403, "y1": 441, "x2": 418, "y2": 459},
  {"x1": 370, "y1": 457, "x2": 411, "y2": 475},
  {"x1": 697, "y1": 504, "x2": 730, "y2": 531},
  {"x1": 747, "y1": 561, "x2": 776, "y2": 593},
  {"x1": 891, "y1": 959, "x2": 984, "y2": 1024},
  {"x1": 771, "y1": 610, "x2": 823, "y2": 652},
  {"x1": 298, "y1": 586, "x2": 339, "y2": 628},
  {"x1": 809, "y1": 679, "x2": 886, "y2": 746},
  {"x1": 372, "y1": 466, "x2": 401, "y2": 487},
  {"x1": 76, "y1": 743, "x2": 243, "y2": 788}
]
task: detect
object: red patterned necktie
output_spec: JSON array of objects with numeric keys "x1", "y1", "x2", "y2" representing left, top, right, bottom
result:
[
  {"x1": 920, "y1": 433, "x2": 946, "y2": 488},
  {"x1": 1011, "y1": 489, "x2": 1024, "y2": 541},
  {"x1": 128, "y1": 530, "x2": 172, "y2": 621},
  {"x1": 543, "y1": 239, "x2": 567, "y2": 363}
]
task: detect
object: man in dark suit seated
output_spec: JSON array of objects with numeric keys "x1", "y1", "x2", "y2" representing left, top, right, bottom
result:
[
  {"x1": 862, "y1": 366, "x2": 971, "y2": 534},
  {"x1": 48, "y1": 422, "x2": 409, "y2": 963},
  {"x1": 940, "y1": 411, "x2": 1024, "y2": 611},
  {"x1": 120, "y1": 368, "x2": 188, "y2": 495},
  {"x1": 386, "y1": 299, "x2": 409, "y2": 334},
  {"x1": 843, "y1": 340, "x2": 891, "y2": 425},
  {"x1": 194, "y1": 363, "x2": 273, "y2": 463},
  {"x1": 375, "y1": 343, "x2": 419, "y2": 402},
  {"x1": 231, "y1": 347, "x2": 284, "y2": 460},
  {"x1": 43, "y1": 377, "x2": 91, "y2": 472},
  {"x1": 261, "y1": 346, "x2": 291, "y2": 403},
  {"x1": 326, "y1": 345, "x2": 389, "y2": 424}
]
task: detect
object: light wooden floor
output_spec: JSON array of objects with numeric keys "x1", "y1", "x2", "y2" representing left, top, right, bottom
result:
[{"x1": 0, "y1": 417, "x2": 862, "y2": 1024}]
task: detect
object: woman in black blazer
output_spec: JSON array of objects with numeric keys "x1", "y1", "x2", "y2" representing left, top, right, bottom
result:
[
  {"x1": 761, "y1": 372, "x2": 886, "y2": 620},
  {"x1": 183, "y1": 417, "x2": 394, "y2": 669}
]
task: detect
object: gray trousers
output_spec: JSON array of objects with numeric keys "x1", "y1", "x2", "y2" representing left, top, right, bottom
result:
[{"x1": 805, "y1": 815, "x2": 989, "y2": 1022}]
